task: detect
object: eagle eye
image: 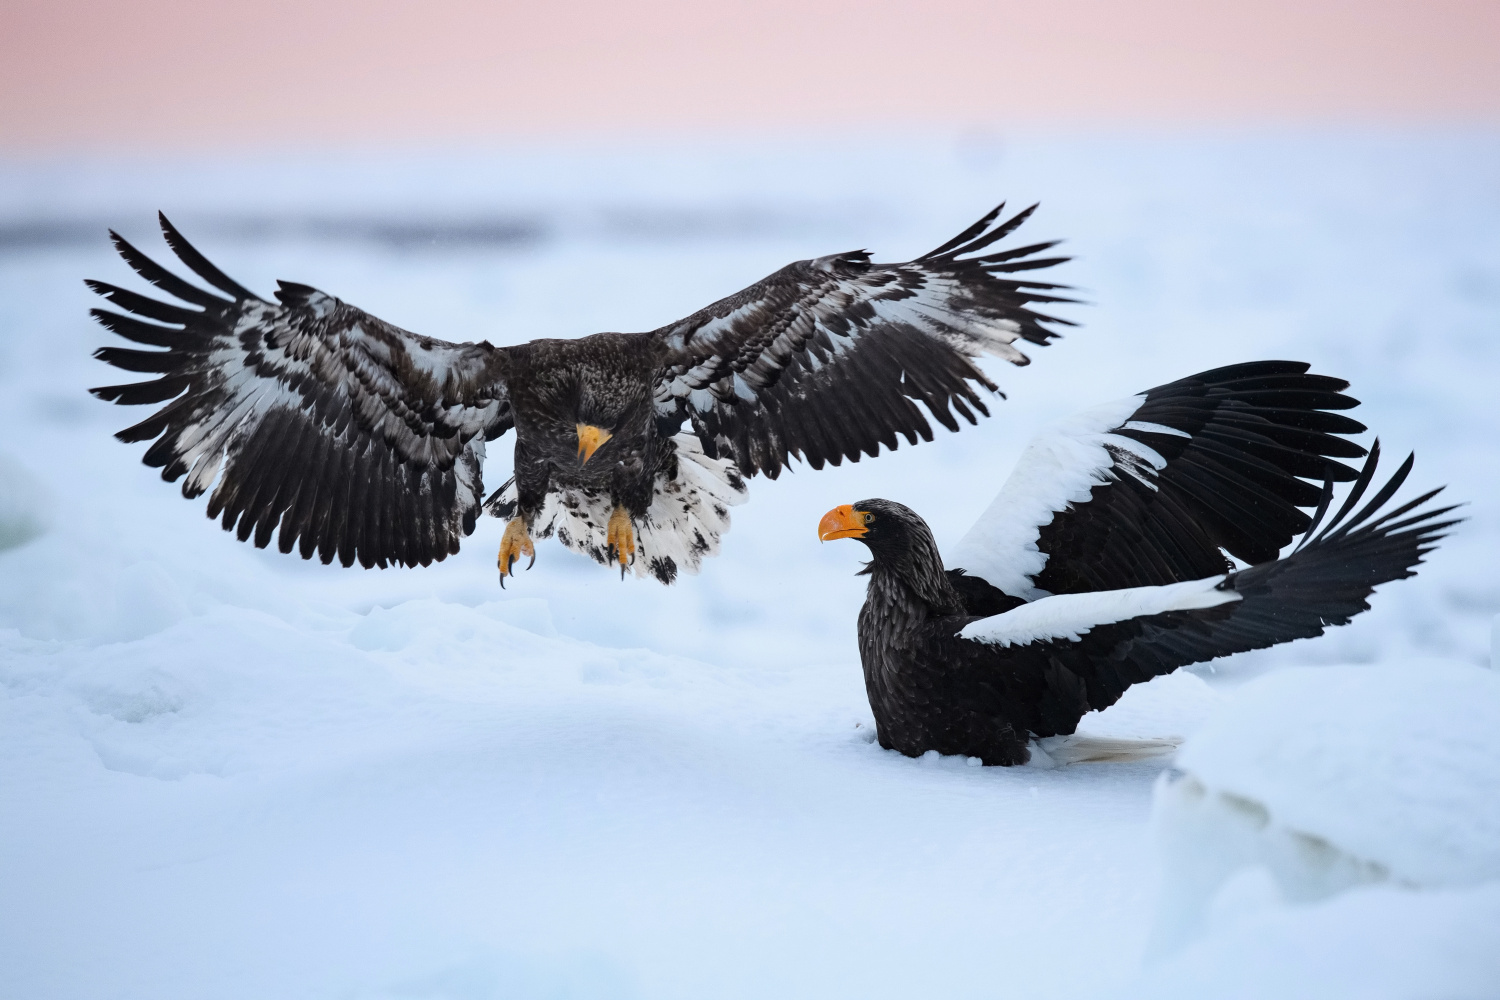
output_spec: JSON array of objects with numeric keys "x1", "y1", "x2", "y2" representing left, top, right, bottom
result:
[{"x1": 861, "y1": 511, "x2": 875, "y2": 526}]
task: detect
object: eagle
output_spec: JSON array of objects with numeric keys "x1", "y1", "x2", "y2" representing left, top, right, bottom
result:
[
  {"x1": 818, "y1": 362, "x2": 1457, "y2": 765},
  {"x1": 89, "y1": 205, "x2": 1071, "y2": 584}
]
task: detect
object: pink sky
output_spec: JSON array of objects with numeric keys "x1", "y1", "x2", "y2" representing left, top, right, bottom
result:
[{"x1": 3, "y1": 0, "x2": 1497, "y2": 150}]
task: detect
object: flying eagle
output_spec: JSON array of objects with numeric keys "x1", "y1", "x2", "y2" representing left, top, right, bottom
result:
[
  {"x1": 818, "y1": 362, "x2": 1456, "y2": 765},
  {"x1": 89, "y1": 205, "x2": 1071, "y2": 584}
]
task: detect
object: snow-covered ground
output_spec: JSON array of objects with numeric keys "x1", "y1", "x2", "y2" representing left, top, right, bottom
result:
[
  {"x1": 1, "y1": 133, "x2": 1497, "y2": 998},
  {"x1": 1133, "y1": 662, "x2": 1500, "y2": 998}
]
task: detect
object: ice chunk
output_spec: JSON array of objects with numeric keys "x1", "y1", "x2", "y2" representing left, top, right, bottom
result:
[
  {"x1": 1111, "y1": 880, "x2": 1500, "y2": 1000},
  {"x1": 1148, "y1": 662, "x2": 1500, "y2": 954}
]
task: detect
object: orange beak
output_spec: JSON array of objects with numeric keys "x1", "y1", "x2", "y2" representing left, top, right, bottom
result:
[
  {"x1": 576, "y1": 423, "x2": 612, "y2": 463},
  {"x1": 819, "y1": 504, "x2": 870, "y2": 541}
]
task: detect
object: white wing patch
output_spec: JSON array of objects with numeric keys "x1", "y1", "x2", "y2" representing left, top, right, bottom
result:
[
  {"x1": 947, "y1": 393, "x2": 1168, "y2": 600},
  {"x1": 1122, "y1": 419, "x2": 1191, "y2": 439},
  {"x1": 491, "y1": 434, "x2": 749, "y2": 584},
  {"x1": 655, "y1": 267, "x2": 1034, "y2": 407},
  {"x1": 867, "y1": 273, "x2": 1028, "y2": 360},
  {"x1": 657, "y1": 271, "x2": 1032, "y2": 404},
  {"x1": 959, "y1": 575, "x2": 1240, "y2": 648}
]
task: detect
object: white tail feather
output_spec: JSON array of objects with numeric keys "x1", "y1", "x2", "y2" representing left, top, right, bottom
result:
[{"x1": 1028, "y1": 734, "x2": 1182, "y2": 768}]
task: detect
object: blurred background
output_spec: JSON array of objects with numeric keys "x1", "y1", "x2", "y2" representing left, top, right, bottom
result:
[{"x1": 1, "y1": 0, "x2": 1497, "y2": 666}]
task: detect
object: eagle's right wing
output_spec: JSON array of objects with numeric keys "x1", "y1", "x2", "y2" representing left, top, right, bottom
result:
[{"x1": 90, "y1": 214, "x2": 512, "y2": 569}]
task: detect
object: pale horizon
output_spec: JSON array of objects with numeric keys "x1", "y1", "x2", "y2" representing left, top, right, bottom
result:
[{"x1": 3, "y1": 0, "x2": 1498, "y2": 153}]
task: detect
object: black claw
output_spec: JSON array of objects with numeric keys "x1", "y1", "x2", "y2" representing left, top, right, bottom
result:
[{"x1": 526, "y1": 551, "x2": 536, "y2": 572}]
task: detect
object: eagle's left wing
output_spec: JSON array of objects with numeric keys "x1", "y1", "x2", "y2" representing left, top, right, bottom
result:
[
  {"x1": 90, "y1": 214, "x2": 512, "y2": 569},
  {"x1": 953, "y1": 448, "x2": 1456, "y2": 734},
  {"x1": 649, "y1": 203, "x2": 1073, "y2": 478}
]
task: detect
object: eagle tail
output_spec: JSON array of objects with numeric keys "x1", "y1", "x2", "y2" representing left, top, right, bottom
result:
[{"x1": 1029, "y1": 734, "x2": 1182, "y2": 767}]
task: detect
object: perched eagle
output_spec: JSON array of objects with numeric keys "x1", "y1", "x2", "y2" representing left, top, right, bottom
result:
[
  {"x1": 818, "y1": 362, "x2": 1456, "y2": 765},
  {"x1": 89, "y1": 205, "x2": 1071, "y2": 584}
]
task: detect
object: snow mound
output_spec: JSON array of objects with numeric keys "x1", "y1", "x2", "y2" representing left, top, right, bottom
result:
[
  {"x1": 1175, "y1": 662, "x2": 1500, "y2": 886},
  {"x1": 1075, "y1": 668, "x2": 1225, "y2": 741},
  {"x1": 1147, "y1": 661, "x2": 1500, "y2": 958},
  {"x1": 1110, "y1": 880, "x2": 1500, "y2": 1000}
]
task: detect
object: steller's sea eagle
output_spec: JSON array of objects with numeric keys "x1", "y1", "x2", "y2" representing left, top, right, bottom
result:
[
  {"x1": 818, "y1": 362, "x2": 1458, "y2": 765},
  {"x1": 89, "y1": 205, "x2": 1071, "y2": 584}
]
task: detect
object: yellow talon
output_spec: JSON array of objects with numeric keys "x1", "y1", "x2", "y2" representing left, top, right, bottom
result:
[
  {"x1": 606, "y1": 505, "x2": 635, "y2": 577},
  {"x1": 497, "y1": 517, "x2": 535, "y2": 586}
]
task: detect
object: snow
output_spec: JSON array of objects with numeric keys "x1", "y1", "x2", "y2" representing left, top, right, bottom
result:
[
  {"x1": 1, "y1": 132, "x2": 1498, "y2": 998},
  {"x1": 0, "y1": 449, "x2": 51, "y2": 550},
  {"x1": 1110, "y1": 880, "x2": 1500, "y2": 1000}
]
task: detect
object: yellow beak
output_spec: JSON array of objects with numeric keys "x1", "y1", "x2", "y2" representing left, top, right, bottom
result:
[
  {"x1": 819, "y1": 504, "x2": 869, "y2": 541},
  {"x1": 576, "y1": 424, "x2": 613, "y2": 463}
]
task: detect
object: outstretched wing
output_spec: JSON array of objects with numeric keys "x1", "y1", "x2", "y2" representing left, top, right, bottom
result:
[
  {"x1": 954, "y1": 446, "x2": 1457, "y2": 736},
  {"x1": 650, "y1": 203, "x2": 1073, "y2": 478},
  {"x1": 90, "y1": 214, "x2": 513, "y2": 569},
  {"x1": 946, "y1": 361, "x2": 1368, "y2": 601}
]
